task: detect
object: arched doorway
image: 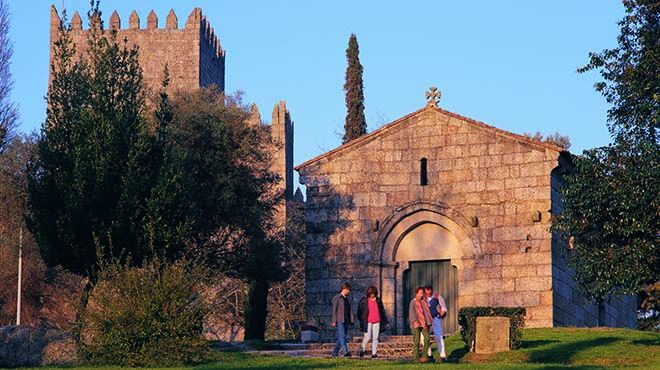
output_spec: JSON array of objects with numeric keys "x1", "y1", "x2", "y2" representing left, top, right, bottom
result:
[
  {"x1": 397, "y1": 222, "x2": 460, "y2": 334},
  {"x1": 372, "y1": 202, "x2": 481, "y2": 335}
]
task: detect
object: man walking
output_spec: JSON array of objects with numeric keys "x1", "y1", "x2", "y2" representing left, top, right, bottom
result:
[
  {"x1": 409, "y1": 286, "x2": 433, "y2": 363},
  {"x1": 425, "y1": 285, "x2": 448, "y2": 361},
  {"x1": 331, "y1": 282, "x2": 353, "y2": 357}
]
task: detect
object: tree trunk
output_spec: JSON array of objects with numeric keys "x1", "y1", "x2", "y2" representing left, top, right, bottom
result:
[
  {"x1": 244, "y1": 279, "x2": 269, "y2": 340},
  {"x1": 73, "y1": 278, "x2": 94, "y2": 344}
]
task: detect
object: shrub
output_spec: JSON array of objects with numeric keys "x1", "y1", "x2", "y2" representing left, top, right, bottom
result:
[
  {"x1": 458, "y1": 306, "x2": 526, "y2": 351},
  {"x1": 80, "y1": 258, "x2": 209, "y2": 366}
]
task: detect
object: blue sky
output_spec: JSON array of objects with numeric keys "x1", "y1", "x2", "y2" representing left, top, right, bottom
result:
[{"x1": 9, "y1": 1, "x2": 623, "y2": 167}]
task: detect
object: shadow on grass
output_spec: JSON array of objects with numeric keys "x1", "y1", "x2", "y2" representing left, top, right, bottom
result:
[
  {"x1": 527, "y1": 337, "x2": 618, "y2": 364},
  {"x1": 197, "y1": 353, "x2": 340, "y2": 370},
  {"x1": 521, "y1": 340, "x2": 560, "y2": 349},
  {"x1": 532, "y1": 366, "x2": 610, "y2": 370},
  {"x1": 632, "y1": 338, "x2": 660, "y2": 346},
  {"x1": 446, "y1": 345, "x2": 469, "y2": 363}
]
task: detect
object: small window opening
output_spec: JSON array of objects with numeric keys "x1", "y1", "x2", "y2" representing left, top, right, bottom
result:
[{"x1": 420, "y1": 158, "x2": 428, "y2": 186}]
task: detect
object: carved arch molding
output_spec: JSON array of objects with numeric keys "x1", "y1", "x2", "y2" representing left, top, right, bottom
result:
[{"x1": 371, "y1": 201, "x2": 483, "y2": 264}]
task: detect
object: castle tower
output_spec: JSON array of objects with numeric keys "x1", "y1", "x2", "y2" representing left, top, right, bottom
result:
[
  {"x1": 272, "y1": 101, "x2": 295, "y2": 228},
  {"x1": 49, "y1": 6, "x2": 225, "y2": 92}
]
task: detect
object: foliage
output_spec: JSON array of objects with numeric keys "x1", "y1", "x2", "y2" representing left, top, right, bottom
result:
[
  {"x1": 27, "y1": 4, "x2": 153, "y2": 278},
  {"x1": 165, "y1": 89, "x2": 280, "y2": 278},
  {"x1": 161, "y1": 88, "x2": 284, "y2": 340},
  {"x1": 0, "y1": 0, "x2": 17, "y2": 151},
  {"x1": 458, "y1": 306, "x2": 526, "y2": 351},
  {"x1": 553, "y1": 0, "x2": 659, "y2": 300},
  {"x1": 555, "y1": 146, "x2": 658, "y2": 300},
  {"x1": 523, "y1": 131, "x2": 571, "y2": 149},
  {"x1": 342, "y1": 33, "x2": 367, "y2": 143},
  {"x1": 638, "y1": 282, "x2": 660, "y2": 332},
  {"x1": 80, "y1": 258, "x2": 209, "y2": 366}
]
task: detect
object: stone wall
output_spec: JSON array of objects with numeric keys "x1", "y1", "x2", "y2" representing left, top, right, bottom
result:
[
  {"x1": 298, "y1": 106, "x2": 562, "y2": 336},
  {"x1": 49, "y1": 6, "x2": 225, "y2": 94}
]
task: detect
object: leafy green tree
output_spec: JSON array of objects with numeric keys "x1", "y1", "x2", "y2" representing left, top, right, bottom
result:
[
  {"x1": 342, "y1": 33, "x2": 367, "y2": 143},
  {"x1": 553, "y1": 0, "x2": 659, "y2": 301},
  {"x1": 163, "y1": 89, "x2": 283, "y2": 340},
  {"x1": 27, "y1": 5, "x2": 151, "y2": 278}
]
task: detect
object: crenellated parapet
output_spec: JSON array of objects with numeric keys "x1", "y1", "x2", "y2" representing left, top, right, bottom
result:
[{"x1": 49, "y1": 6, "x2": 225, "y2": 91}]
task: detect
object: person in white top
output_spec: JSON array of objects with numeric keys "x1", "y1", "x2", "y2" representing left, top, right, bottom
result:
[{"x1": 424, "y1": 285, "x2": 447, "y2": 361}]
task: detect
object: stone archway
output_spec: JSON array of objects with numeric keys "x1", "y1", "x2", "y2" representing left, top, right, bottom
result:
[{"x1": 371, "y1": 201, "x2": 481, "y2": 334}]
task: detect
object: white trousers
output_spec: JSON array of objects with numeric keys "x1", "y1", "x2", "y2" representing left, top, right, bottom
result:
[
  {"x1": 361, "y1": 322, "x2": 380, "y2": 355},
  {"x1": 421, "y1": 319, "x2": 446, "y2": 358}
]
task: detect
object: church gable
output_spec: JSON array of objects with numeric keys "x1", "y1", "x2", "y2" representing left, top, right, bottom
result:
[{"x1": 296, "y1": 105, "x2": 563, "y2": 175}]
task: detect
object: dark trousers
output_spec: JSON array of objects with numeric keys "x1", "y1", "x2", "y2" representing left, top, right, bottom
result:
[
  {"x1": 332, "y1": 322, "x2": 349, "y2": 355},
  {"x1": 412, "y1": 326, "x2": 430, "y2": 361}
]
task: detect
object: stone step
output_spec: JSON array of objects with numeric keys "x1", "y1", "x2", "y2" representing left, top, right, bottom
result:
[
  {"x1": 246, "y1": 349, "x2": 414, "y2": 360},
  {"x1": 350, "y1": 334, "x2": 441, "y2": 343},
  {"x1": 308, "y1": 342, "x2": 418, "y2": 351}
]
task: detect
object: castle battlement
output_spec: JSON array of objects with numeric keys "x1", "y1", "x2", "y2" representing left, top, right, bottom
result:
[{"x1": 49, "y1": 6, "x2": 225, "y2": 92}]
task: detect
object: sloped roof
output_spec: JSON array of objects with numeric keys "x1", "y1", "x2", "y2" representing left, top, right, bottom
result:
[{"x1": 295, "y1": 105, "x2": 565, "y2": 171}]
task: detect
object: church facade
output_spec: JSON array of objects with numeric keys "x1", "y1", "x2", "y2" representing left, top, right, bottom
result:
[{"x1": 296, "y1": 93, "x2": 637, "y2": 337}]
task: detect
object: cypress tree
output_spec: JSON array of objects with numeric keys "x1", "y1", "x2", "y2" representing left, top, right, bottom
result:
[{"x1": 343, "y1": 33, "x2": 366, "y2": 143}]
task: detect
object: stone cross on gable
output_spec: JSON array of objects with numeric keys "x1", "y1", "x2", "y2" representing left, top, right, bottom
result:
[{"x1": 425, "y1": 86, "x2": 441, "y2": 107}]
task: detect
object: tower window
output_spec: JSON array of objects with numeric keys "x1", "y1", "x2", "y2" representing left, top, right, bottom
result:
[{"x1": 420, "y1": 158, "x2": 428, "y2": 186}]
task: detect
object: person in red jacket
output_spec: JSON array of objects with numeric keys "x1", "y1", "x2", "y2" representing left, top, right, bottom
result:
[{"x1": 357, "y1": 285, "x2": 388, "y2": 358}]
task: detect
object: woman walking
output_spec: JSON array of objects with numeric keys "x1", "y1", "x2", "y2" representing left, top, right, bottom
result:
[
  {"x1": 409, "y1": 286, "x2": 433, "y2": 363},
  {"x1": 357, "y1": 285, "x2": 388, "y2": 358}
]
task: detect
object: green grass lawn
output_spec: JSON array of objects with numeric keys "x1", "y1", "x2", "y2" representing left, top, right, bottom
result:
[{"x1": 32, "y1": 327, "x2": 659, "y2": 370}]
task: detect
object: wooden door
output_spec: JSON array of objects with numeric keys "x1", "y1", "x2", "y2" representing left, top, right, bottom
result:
[{"x1": 402, "y1": 260, "x2": 458, "y2": 335}]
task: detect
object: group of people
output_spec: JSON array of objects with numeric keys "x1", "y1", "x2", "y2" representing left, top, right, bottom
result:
[{"x1": 330, "y1": 282, "x2": 448, "y2": 363}]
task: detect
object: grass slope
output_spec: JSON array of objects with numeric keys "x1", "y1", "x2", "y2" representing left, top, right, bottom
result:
[{"x1": 34, "y1": 327, "x2": 659, "y2": 370}]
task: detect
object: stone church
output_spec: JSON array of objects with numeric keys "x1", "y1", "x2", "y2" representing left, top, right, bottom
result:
[
  {"x1": 296, "y1": 91, "x2": 637, "y2": 336},
  {"x1": 49, "y1": 5, "x2": 636, "y2": 339}
]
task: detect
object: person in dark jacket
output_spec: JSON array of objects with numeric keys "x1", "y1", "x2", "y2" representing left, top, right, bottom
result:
[
  {"x1": 331, "y1": 282, "x2": 353, "y2": 357},
  {"x1": 356, "y1": 285, "x2": 389, "y2": 358}
]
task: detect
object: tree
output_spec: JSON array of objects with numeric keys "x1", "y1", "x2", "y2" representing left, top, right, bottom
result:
[
  {"x1": 163, "y1": 89, "x2": 284, "y2": 340},
  {"x1": 343, "y1": 33, "x2": 367, "y2": 143},
  {"x1": 553, "y1": 0, "x2": 659, "y2": 302},
  {"x1": 0, "y1": 0, "x2": 17, "y2": 151},
  {"x1": 27, "y1": 4, "x2": 152, "y2": 279},
  {"x1": 523, "y1": 131, "x2": 571, "y2": 149}
]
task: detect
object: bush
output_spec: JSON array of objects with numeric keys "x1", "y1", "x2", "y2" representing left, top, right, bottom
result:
[
  {"x1": 458, "y1": 306, "x2": 526, "y2": 351},
  {"x1": 80, "y1": 258, "x2": 209, "y2": 366}
]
